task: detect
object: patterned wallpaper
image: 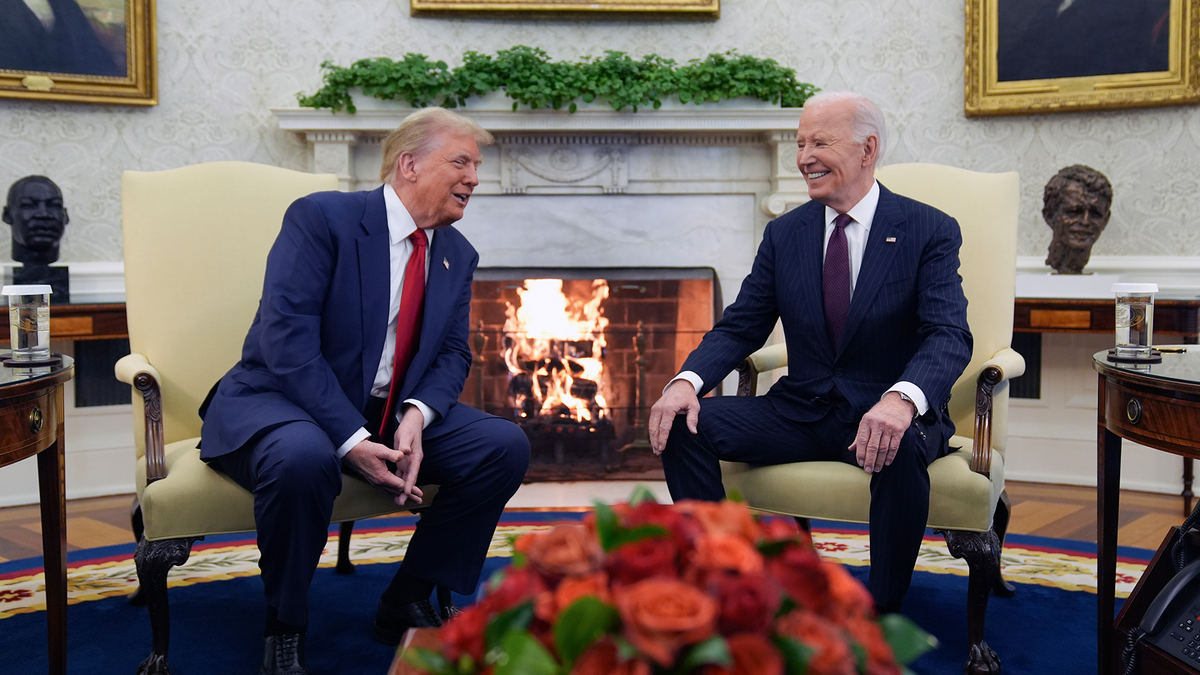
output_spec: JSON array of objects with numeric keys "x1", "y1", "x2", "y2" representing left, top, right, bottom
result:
[{"x1": 1, "y1": 0, "x2": 1198, "y2": 262}]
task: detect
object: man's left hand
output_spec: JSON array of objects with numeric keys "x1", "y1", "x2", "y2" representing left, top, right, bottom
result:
[
  {"x1": 850, "y1": 392, "x2": 916, "y2": 473},
  {"x1": 391, "y1": 404, "x2": 426, "y2": 507}
]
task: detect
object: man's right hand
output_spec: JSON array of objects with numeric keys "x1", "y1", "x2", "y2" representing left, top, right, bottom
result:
[
  {"x1": 648, "y1": 379, "x2": 701, "y2": 455},
  {"x1": 344, "y1": 440, "x2": 409, "y2": 501}
]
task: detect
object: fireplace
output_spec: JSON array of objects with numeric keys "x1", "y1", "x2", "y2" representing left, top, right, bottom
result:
[{"x1": 460, "y1": 268, "x2": 717, "y2": 480}]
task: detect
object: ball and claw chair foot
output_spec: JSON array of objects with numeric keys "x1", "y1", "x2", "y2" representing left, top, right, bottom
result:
[{"x1": 965, "y1": 641, "x2": 1002, "y2": 675}]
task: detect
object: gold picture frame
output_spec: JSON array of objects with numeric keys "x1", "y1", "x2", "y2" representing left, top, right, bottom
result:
[
  {"x1": 965, "y1": 0, "x2": 1199, "y2": 116},
  {"x1": 0, "y1": 0, "x2": 156, "y2": 106},
  {"x1": 411, "y1": 0, "x2": 718, "y2": 15}
]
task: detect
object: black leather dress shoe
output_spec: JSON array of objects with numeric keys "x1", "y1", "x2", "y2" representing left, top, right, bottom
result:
[
  {"x1": 261, "y1": 633, "x2": 308, "y2": 675},
  {"x1": 374, "y1": 597, "x2": 442, "y2": 645}
]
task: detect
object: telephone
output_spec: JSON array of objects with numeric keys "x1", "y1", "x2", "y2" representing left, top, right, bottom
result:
[{"x1": 1141, "y1": 558, "x2": 1200, "y2": 667}]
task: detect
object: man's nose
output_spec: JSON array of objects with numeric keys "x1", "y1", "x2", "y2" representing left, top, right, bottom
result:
[{"x1": 464, "y1": 165, "x2": 479, "y2": 186}]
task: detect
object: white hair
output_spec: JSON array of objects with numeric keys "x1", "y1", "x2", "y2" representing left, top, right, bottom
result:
[{"x1": 804, "y1": 91, "x2": 887, "y2": 159}]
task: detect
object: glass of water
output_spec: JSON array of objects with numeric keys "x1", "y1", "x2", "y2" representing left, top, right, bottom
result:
[
  {"x1": 2, "y1": 284, "x2": 52, "y2": 362},
  {"x1": 1112, "y1": 283, "x2": 1158, "y2": 358}
]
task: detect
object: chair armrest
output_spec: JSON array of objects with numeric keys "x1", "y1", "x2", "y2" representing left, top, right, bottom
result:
[
  {"x1": 736, "y1": 343, "x2": 789, "y2": 396},
  {"x1": 115, "y1": 353, "x2": 167, "y2": 484},
  {"x1": 971, "y1": 347, "x2": 1027, "y2": 476}
]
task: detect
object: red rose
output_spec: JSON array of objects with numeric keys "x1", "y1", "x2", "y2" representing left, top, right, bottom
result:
[
  {"x1": 570, "y1": 637, "x2": 653, "y2": 675},
  {"x1": 758, "y1": 517, "x2": 813, "y2": 548},
  {"x1": 624, "y1": 500, "x2": 705, "y2": 555},
  {"x1": 844, "y1": 615, "x2": 901, "y2": 675},
  {"x1": 710, "y1": 572, "x2": 781, "y2": 635},
  {"x1": 767, "y1": 543, "x2": 829, "y2": 612},
  {"x1": 608, "y1": 536, "x2": 679, "y2": 585},
  {"x1": 516, "y1": 523, "x2": 605, "y2": 579},
  {"x1": 534, "y1": 572, "x2": 611, "y2": 623},
  {"x1": 701, "y1": 633, "x2": 784, "y2": 675},
  {"x1": 823, "y1": 562, "x2": 875, "y2": 621},
  {"x1": 440, "y1": 604, "x2": 490, "y2": 663},
  {"x1": 675, "y1": 500, "x2": 761, "y2": 542},
  {"x1": 689, "y1": 533, "x2": 765, "y2": 576},
  {"x1": 775, "y1": 609, "x2": 856, "y2": 675},
  {"x1": 613, "y1": 577, "x2": 719, "y2": 667},
  {"x1": 480, "y1": 566, "x2": 547, "y2": 615}
]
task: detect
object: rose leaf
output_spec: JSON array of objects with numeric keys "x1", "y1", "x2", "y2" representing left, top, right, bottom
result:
[
  {"x1": 879, "y1": 613, "x2": 939, "y2": 665},
  {"x1": 673, "y1": 636, "x2": 730, "y2": 675},
  {"x1": 553, "y1": 596, "x2": 620, "y2": 670},
  {"x1": 628, "y1": 484, "x2": 659, "y2": 506},
  {"x1": 402, "y1": 647, "x2": 456, "y2": 675},
  {"x1": 495, "y1": 632, "x2": 559, "y2": 675},
  {"x1": 771, "y1": 635, "x2": 814, "y2": 675},
  {"x1": 485, "y1": 600, "x2": 535, "y2": 654}
]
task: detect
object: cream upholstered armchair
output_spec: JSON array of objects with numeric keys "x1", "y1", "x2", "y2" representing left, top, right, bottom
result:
[
  {"x1": 720, "y1": 163, "x2": 1023, "y2": 675},
  {"x1": 116, "y1": 162, "x2": 429, "y2": 675}
]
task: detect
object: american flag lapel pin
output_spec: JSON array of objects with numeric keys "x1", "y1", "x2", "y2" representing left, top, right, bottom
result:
[
  {"x1": 885, "y1": 236, "x2": 897, "y2": 243},
  {"x1": 443, "y1": 257, "x2": 450, "y2": 270}
]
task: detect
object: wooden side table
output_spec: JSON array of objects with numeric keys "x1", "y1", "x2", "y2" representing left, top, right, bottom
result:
[
  {"x1": 0, "y1": 355, "x2": 74, "y2": 675},
  {"x1": 1094, "y1": 349, "x2": 1200, "y2": 675}
]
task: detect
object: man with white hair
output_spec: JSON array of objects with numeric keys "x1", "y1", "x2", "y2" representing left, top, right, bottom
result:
[
  {"x1": 200, "y1": 107, "x2": 530, "y2": 674},
  {"x1": 649, "y1": 92, "x2": 972, "y2": 614}
]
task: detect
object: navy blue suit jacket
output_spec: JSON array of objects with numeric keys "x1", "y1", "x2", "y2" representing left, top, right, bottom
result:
[
  {"x1": 681, "y1": 183, "x2": 972, "y2": 439},
  {"x1": 199, "y1": 187, "x2": 478, "y2": 459}
]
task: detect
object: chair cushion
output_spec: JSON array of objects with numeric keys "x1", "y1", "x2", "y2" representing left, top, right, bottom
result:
[
  {"x1": 136, "y1": 437, "x2": 435, "y2": 541},
  {"x1": 719, "y1": 434, "x2": 1004, "y2": 532}
]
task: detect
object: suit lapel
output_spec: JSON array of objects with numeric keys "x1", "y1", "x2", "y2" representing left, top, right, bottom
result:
[
  {"x1": 400, "y1": 229, "x2": 458, "y2": 397},
  {"x1": 358, "y1": 187, "x2": 390, "y2": 397},
  {"x1": 839, "y1": 186, "x2": 905, "y2": 355}
]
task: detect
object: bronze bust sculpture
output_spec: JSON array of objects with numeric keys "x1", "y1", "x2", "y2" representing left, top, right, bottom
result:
[
  {"x1": 1043, "y1": 165, "x2": 1112, "y2": 275},
  {"x1": 3, "y1": 176, "x2": 70, "y2": 300}
]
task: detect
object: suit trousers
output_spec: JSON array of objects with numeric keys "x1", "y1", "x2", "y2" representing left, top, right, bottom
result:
[
  {"x1": 213, "y1": 403, "x2": 530, "y2": 626},
  {"x1": 660, "y1": 394, "x2": 946, "y2": 614}
]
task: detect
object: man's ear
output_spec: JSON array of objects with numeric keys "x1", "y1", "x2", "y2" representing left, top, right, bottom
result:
[
  {"x1": 397, "y1": 151, "x2": 419, "y2": 183},
  {"x1": 1, "y1": 207, "x2": 11, "y2": 226},
  {"x1": 862, "y1": 135, "x2": 879, "y2": 166}
]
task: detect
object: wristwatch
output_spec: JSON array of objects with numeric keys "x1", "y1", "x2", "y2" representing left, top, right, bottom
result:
[{"x1": 896, "y1": 391, "x2": 917, "y2": 418}]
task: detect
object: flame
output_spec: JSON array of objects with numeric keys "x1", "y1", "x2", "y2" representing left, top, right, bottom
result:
[{"x1": 502, "y1": 279, "x2": 609, "y2": 422}]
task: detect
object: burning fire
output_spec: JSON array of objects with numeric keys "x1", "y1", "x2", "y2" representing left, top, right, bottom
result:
[{"x1": 502, "y1": 279, "x2": 609, "y2": 422}]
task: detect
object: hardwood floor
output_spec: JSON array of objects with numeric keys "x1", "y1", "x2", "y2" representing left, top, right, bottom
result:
[{"x1": 0, "y1": 481, "x2": 1187, "y2": 563}]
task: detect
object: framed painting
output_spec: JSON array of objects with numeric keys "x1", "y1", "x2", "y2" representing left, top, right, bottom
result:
[
  {"x1": 0, "y1": 0, "x2": 156, "y2": 106},
  {"x1": 965, "y1": 0, "x2": 1199, "y2": 116},
  {"x1": 410, "y1": 0, "x2": 718, "y2": 15}
]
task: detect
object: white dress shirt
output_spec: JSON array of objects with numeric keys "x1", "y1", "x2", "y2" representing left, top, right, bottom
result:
[
  {"x1": 672, "y1": 181, "x2": 930, "y2": 416},
  {"x1": 336, "y1": 184, "x2": 438, "y2": 458}
]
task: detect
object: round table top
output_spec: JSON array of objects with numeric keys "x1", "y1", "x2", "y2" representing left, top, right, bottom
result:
[
  {"x1": 1093, "y1": 346, "x2": 1200, "y2": 390},
  {"x1": 0, "y1": 352, "x2": 74, "y2": 390}
]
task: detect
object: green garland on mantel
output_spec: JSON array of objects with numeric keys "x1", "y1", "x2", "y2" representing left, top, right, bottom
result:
[{"x1": 296, "y1": 46, "x2": 819, "y2": 114}]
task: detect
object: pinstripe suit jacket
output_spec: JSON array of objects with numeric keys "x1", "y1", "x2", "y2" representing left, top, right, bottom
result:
[{"x1": 681, "y1": 183, "x2": 972, "y2": 438}]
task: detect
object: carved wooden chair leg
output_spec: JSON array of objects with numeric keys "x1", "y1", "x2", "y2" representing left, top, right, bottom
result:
[
  {"x1": 128, "y1": 498, "x2": 148, "y2": 606},
  {"x1": 991, "y1": 492, "x2": 1016, "y2": 597},
  {"x1": 941, "y1": 528, "x2": 1002, "y2": 675},
  {"x1": 135, "y1": 536, "x2": 196, "y2": 675},
  {"x1": 793, "y1": 516, "x2": 812, "y2": 534},
  {"x1": 336, "y1": 520, "x2": 356, "y2": 574}
]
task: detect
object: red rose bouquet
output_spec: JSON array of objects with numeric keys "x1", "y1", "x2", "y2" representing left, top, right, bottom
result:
[{"x1": 405, "y1": 487, "x2": 935, "y2": 675}]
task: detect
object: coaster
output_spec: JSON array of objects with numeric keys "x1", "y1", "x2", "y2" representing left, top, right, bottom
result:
[
  {"x1": 1106, "y1": 348, "x2": 1163, "y2": 364},
  {"x1": 2, "y1": 354, "x2": 63, "y2": 368}
]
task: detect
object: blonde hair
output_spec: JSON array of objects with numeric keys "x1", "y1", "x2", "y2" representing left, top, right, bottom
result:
[{"x1": 379, "y1": 108, "x2": 494, "y2": 183}]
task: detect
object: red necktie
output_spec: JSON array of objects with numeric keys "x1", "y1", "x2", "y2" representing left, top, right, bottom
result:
[
  {"x1": 379, "y1": 229, "x2": 428, "y2": 437},
  {"x1": 823, "y1": 213, "x2": 852, "y2": 349}
]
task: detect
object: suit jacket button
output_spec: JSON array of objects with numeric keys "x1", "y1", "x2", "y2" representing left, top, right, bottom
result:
[{"x1": 813, "y1": 396, "x2": 827, "y2": 405}]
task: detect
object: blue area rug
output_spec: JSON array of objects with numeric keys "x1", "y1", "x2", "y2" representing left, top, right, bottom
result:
[{"x1": 0, "y1": 512, "x2": 1152, "y2": 675}]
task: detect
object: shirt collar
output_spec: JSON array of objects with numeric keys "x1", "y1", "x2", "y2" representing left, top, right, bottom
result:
[
  {"x1": 824, "y1": 180, "x2": 881, "y2": 232},
  {"x1": 383, "y1": 183, "x2": 433, "y2": 247}
]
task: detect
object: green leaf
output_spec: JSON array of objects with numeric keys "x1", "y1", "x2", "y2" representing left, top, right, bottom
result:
[
  {"x1": 494, "y1": 632, "x2": 560, "y2": 675},
  {"x1": 485, "y1": 600, "x2": 535, "y2": 654},
  {"x1": 674, "y1": 636, "x2": 731, "y2": 675},
  {"x1": 879, "y1": 614, "x2": 939, "y2": 665},
  {"x1": 772, "y1": 635, "x2": 813, "y2": 675},
  {"x1": 402, "y1": 647, "x2": 457, "y2": 675},
  {"x1": 628, "y1": 484, "x2": 659, "y2": 506},
  {"x1": 593, "y1": 501, "x2": 669, "y2": 552},
  {"x1": 554, "y1": 597, "x2": 620, "y2": 669}
]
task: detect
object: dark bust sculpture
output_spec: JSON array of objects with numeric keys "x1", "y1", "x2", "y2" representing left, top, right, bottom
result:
[
  {"x1": 1043, "y1": 164, "x2": 1113, "y2": 275},
  {"x1": 3, "y1": 176, "x2": 70, "y2": 301}
]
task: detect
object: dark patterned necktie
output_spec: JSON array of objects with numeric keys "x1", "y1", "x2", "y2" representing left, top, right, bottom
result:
[{"x1": 823, "y1": 213, "x2": 853, "y2": 349}]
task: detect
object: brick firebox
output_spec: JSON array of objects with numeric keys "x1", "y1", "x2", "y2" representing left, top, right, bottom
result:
[{"x1": 459, "y1": 268, "x2": 717, "y2": 481}]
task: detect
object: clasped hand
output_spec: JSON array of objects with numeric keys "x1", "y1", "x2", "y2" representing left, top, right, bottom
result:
[{"x1": 344, "y1": 405, "x2": 425, "y2": 506}]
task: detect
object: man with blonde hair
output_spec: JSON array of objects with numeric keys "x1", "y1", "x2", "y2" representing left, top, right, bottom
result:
[{"x1": 200, "y1": 107, "x2": 529, "y2": 674}]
